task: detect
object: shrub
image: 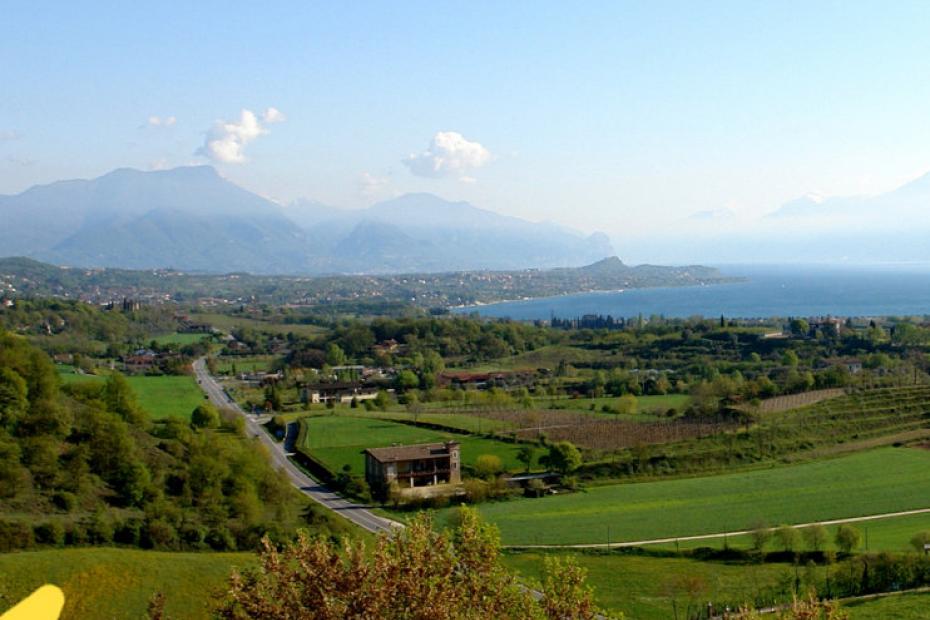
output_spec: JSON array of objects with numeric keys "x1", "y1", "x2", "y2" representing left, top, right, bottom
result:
[
  {"x1": 33, "y1": 521, "x2": 65, "y2": 546},
  {"x1": 474, "y1": 454, "x2": 503, "y2": 479},
  {"x1": 191, "y1": 403, "x2": 220, "y2": 429}
]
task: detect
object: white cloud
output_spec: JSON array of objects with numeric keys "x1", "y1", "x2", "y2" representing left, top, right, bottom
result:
[
  {"x1": 359, "y1": 171, "x2": 392, "y2": 199},
  {"x1": 262, "y1": 107, "x2": 286, "y2": 124},
  {"x1": 148, "y1": 158, "x2": 170, "y2": 170},
  {"x1": 146, "y1": 115, "x2": 176, "y2": 127},
  {"x1": 403, "y1": 131, "x2": 492, "y2": 180},
  {"x1": 196, "y1": 108, "x2": 284, "y2": 164},
  {"x1": 0, "y1": 130, "x2": 22, "y2": 142}
]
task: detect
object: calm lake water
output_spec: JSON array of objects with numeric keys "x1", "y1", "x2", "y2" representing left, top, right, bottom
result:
[{"x1": 456, "y1": 264, "x2": 930, "y2": 320}]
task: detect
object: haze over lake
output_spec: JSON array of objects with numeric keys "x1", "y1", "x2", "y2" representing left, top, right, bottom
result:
[{"x1": 457, "y1": 265, "x2": 930, "y2": 320}]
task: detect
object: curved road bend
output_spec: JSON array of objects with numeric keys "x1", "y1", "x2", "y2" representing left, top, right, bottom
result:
[{"x1": 192, "y1": 358, "x2": 400, "y2": 535}]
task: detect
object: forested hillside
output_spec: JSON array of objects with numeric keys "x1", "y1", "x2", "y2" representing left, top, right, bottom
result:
[{"x1": 0, "y1": 331, "x2": 347, "y2": 552}]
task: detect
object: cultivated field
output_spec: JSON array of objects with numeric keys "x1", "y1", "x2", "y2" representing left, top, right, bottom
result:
[
  {"x1": 440, "y1": 447, "x2": 930, "y2": 545},
  {"x1": 0, "y1": 548, "x2": 252, "y2": 619},
  {"x1": 298, "y1": 415, "x2": 531, "y2": 475}
]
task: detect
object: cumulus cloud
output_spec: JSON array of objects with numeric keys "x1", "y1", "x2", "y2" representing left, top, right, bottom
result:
[
  {"x1": 403, "y1": 131, "x2": 492, "y2": 180},
  {"x1": 196, "y1": 107, "x2": 285, "y2": 164},
  {"x1": 147, "y1": 115, "x2": 177, "y2": 127}
]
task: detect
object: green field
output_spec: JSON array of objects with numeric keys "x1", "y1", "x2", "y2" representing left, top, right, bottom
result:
[
  {"x1": 58, "y1": 369, "x2": 205, "y2": 420},
  {"x1": 645, "y1": 510, "x2": 930, "y2": 554},
  {"x1": 215, "y1": 355, "x2": 275, "y2": 374},
  {"x1": 845, "y1": 591, "x2": 930, "y2": 619},
  {"x1": 298, "y1": 415, "x2": 531, "y2": 475},
  {"x1": 151, "y1": 332, "x2": 212, "y2": 346},
  {"x1": 503, "y1": 551, "x2": 790, "y2": 619},
  {"x1": 0, "y1": 548, "x2": 251, "y2": 619},
  {"x1": 193, "y1": 313, "x2": 327, "y2": 338},
  {"x1": 439, "y1": 448, "x2": 930, "y2": 545}
]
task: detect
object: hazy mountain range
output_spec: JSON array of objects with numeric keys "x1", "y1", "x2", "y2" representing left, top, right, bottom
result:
[
  {"x1": 0, "y1": 166, "x2": 613, "y2": 274},
  {"x1": 628, "y1": 171, "x2": 930, "y2": 265}
]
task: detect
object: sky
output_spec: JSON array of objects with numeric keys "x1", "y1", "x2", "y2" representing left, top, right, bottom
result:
[{"x1": 4, "y1": 1, "x2": 930, "y2": 259}]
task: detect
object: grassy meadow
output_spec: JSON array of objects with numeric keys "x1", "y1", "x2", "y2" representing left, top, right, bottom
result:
[
  {"x1": 503, "y1": 550, "x2": 791, "y2": 619},
  {"x1": 298, "y1": 415, "x2": 532, "y2": 475},
  {"x1": 57, "y1": 367, "x2": 205, "y2": 420},
  {"x1": 150, "y1": 332, "x2": 212, "y2": 346},
  {"x1": 438, "y1": 447, "x2": 930, "y2": 545},
  {"x1": 0, "y1": 548, "x2": 252, "y2": 619}
]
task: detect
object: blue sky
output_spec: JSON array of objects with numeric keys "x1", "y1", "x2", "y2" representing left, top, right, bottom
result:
[{"x1": 3, "y1": 1, "x2": 930, "y2": 250}]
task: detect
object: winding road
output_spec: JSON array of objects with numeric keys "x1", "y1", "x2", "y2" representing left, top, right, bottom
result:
[{"x1": 192, "y1": 358, "x2": 400, "y2": 534}]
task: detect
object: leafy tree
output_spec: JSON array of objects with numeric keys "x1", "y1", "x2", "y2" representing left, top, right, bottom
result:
[
  {"x1": 104, "y1": 373, "x2": 148, "y2": 425},
  {"x1": 191, "y1": 403, "x2": 221, "y2": 429},
  {"x1": 802, "y1": 524, "x2": 828, "y2": 552},
  {"x1": 516, "y1": 445, "x2": 536, "y2": 472},
  {"x1": 542, "y1": 441, "x2": 582, "y2": 475},
  {"x1": 325, "y1": 343, "x2": 347, "y2": 366},
  {"x1": 395, "y1": 370, "x2": 420, "y2": 391},
  {"x1": 834, "y1": 524, "x2": 861, "y2": 554},
  {"x1": 0, "y1": 367, "x2": 28, "y2": 430},
  {"x1": 749, "y1": 522, "x2": 772, "y2": 553},
  {"x1": 773, "y1": 525, "x2": 800, "y2": 553}
]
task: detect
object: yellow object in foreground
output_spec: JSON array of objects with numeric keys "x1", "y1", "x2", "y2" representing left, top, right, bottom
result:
[{"x1": 1, "y1": 585, "x2": 64, "y2": 620}]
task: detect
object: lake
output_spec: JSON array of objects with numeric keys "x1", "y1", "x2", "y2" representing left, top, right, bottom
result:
[{"x1": 455, "y1": 264, "x2": 930, "y2": 320}]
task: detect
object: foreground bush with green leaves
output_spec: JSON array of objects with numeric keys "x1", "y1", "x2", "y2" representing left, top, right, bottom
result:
[{"x1": 215, "y1": 508, "x2": 612, "y2": 620}]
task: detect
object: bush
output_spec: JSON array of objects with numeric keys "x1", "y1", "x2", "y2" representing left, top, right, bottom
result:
[
  {"x1": 463, "y1": 478, "x2": 489, "y2": 503},
  {"x1": 191, "y1": 403, "x2": 221, "y2": 429},
  {"x1": 33, "y1": 521, "x2": 65, "y2": 546},
  {"x1": 0, "y1": 519, "x2": 34, "y2": 551},
  {"x1": 474, "y1": 454, "x2": 503, "y2": 479}
]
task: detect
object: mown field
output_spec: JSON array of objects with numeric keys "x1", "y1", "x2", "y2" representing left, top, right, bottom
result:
[
  {"x1": 298, "y1": 415, "x2": 532, "y2": 475},
  {"x1": 645, "y1": 510, "x2": 930, "y2": 554},
  {"x1": 0, "y1": 548, "x2": 252, "y2": 619},
  {"x1": 439, "y1": 447, "x2": 930, "y2": 545},
  {"x1": 57, "y1": 368, "x2": 205, "y2": 420},
  {"x1": 503, "y1": 551, "x2": 790, "y2": 619}
]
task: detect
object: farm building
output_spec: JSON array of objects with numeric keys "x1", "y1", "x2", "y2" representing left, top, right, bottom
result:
[{"x1": 365, "y1": 441, "x2": 461, "y2": 492}]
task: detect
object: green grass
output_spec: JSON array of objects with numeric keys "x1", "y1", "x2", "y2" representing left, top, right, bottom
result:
[
  {"x1": 215, "y1": 355, "x2": 275, "y2": 374},
  {"x1": 150, "y1": 332, "x2": 212, "y2": 346},
  {"x1": 298, "y1": 415, "x2": 531, "y2": 475},
  {"x1": 502, "y1": 551, "x2": 791, "y2": 619},
  {"x1": 646, "y1": 510, "x2": 930, "y2": 554},
  {"x1": 845, "y1": 591, "x2": 930, "y2": 619},
  {"x1": 126, "y1": 375, "x2": 206, "y2": 420},
  {"x1": 194, "y1": 313, "x2": 327, "y2": 338},
  {"x1": 0, "y1": 548, "x2": 252, "y2": 619},
  {"x1": 353, "y1": 408, "x2": 515, "y2": 434},
  {"x1": 438, "y1": 448, "x2": 930, "y2": 545},
  {"x1": 57, "y1": 369, "x2": 205, "y2": 420}
]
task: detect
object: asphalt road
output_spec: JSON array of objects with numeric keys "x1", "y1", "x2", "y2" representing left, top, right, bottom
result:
[{"x1": 192, "y1": 358, "x2": 400, "y2": 535}]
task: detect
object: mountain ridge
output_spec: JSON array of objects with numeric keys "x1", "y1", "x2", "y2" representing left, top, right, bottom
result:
[{"x1": 0, "y1": 165, "x2": 614, "y2": 275}]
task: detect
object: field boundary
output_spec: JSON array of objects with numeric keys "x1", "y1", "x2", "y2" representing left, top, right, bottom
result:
[{"x1": 503, "y1": 506, "x2": 930, "y2": 549}]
